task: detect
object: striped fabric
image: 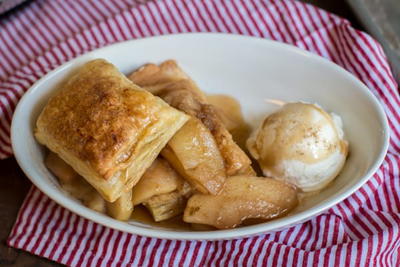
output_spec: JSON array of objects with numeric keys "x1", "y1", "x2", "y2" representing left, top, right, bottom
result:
[{"x1": 3, "y1": 0, "x2": 400, "y2": 266}]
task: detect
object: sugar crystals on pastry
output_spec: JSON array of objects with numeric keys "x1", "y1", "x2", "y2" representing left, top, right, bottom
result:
[{"x1": 35, "y1": 59, "x2": 189, "y2": 202}]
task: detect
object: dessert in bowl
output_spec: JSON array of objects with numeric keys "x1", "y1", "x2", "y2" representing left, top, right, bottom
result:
[{"x1": 11, "y1": 34, "x2": 389, "y2": 240}]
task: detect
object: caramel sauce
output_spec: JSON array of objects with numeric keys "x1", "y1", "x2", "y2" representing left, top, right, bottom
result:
[{"x1": 207, "y1": 94, "x2": 251, "y2": 150}]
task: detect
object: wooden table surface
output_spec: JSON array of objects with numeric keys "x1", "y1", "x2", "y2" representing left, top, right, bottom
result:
[{"x1": 0, "y1": 1, "x2": 360, "y2": 266}]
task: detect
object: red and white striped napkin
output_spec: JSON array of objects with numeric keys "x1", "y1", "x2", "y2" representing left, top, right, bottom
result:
[{"x1": 2, "y1": 0, "x2": 400, "y2": 266}]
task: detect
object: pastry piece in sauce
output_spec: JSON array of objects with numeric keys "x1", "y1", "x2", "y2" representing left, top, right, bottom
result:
[
  {"x1": 183, "y1": 176, "x2": 298, "y2": 229},
  {"x1": 144, "y1": 192, "x2": 187, "y2": 222},
  {"x1": 247, "y1": 102, "x2": 348, "y2": 192},
  {"x1": 161, "y1": 117, "x2": 226, "y2": 195},
  {"x1": 46, "y1": 152, "x2": 134, "y2": 220},
  {"x1": 45, "y1": 152, "x2": 106, "y2": 213},
  {"x1": 144, "y1": 178, "x2": 193, "y2": 222},
  {"x1": 132, "y1": 157, "x2": 185, "y2": 205},
  {"x1": 106, "y1": 190, "x2": 133, "y2": 221},
  {"x1": 35, "y1": 59, "x2": 189, "y2": 202},
  {"x1": 129, "y1": 60, "x2": 255, "y2": 177}
]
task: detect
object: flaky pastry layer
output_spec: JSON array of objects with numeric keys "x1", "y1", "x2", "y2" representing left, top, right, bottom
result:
[{"x1": 35, "y1": 59, "x2": 189, "y2": 201}]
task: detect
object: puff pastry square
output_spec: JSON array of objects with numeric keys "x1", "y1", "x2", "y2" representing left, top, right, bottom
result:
[{"x1": 35, "y1": 59, "x2": 189, "y2": 202}]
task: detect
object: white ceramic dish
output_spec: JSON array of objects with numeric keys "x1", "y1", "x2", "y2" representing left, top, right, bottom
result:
[{"x1": 11, "y1": 33, "x2": 389, "y2": 240}]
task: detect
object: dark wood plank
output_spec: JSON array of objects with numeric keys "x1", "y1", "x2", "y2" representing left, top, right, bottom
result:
[
  {"x1": 0, "y1": 158, "x2": 62, "y2": 266},
  {"x1": 0, "y1": 1, "x2": 358, "y2": 266}
]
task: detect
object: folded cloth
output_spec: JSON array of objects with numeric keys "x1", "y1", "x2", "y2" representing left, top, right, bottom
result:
[{"x1": 2, "y1": 0, "x2": 400, "y2": 266}]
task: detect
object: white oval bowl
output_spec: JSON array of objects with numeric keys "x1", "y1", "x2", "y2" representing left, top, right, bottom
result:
[{"x1": 11, "y1": 33, "x2": 389, "y2": 240}]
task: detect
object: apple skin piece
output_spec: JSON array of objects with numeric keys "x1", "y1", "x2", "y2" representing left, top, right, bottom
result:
[
  {"x1": 183, "y1": 176, "x2": 298, "y2": 229},
  {"x1": 161, "y1": 117, "x2": 226, "y2": 195},
  {"x1": 106, "y1": 190, "x2": 134, "y2": 221},
  {"x1": 132, "y1": 158, "x2": 183, "y2": 205}
]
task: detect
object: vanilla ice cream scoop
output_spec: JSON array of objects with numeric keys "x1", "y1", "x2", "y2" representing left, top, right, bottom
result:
[{"x1": 247, "y1": 102, "x2": 348, "y2": 192}]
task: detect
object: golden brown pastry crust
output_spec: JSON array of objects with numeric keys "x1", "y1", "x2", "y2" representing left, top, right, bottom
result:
[
  {"x1": 37, "y1": 59, "x2": 154, "y2": 178},
  {"x1": 35, "y1": 59, "x2": 189, "y2": 201},
  {"x1": 129, "y1": 60, "x2": 255, "y2": 176},
  {"x1": 130, "y1": 60, "x2": 206, "y2": 101}
]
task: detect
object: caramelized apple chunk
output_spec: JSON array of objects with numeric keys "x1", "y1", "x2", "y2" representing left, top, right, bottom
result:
[
  {"x1": 132, "y1": 158, "x2": 183, "y2": 205},
  {"x1": 106, "y1": 190, "x2": 134, "y2": 221},
  {"x1": 161, "y1": 117, "x2": 226, "y2": 195},
  {"x1": 183, "y1": 176, "x2": 298, "y2": 229}
]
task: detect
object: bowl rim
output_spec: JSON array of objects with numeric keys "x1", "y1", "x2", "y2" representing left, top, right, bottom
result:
[{"x1": 11, "y1": 33, "x2": 390, "y2": 240}]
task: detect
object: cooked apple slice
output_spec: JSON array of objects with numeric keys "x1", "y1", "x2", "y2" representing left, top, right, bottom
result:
[
  {"x1": 161, "y1": 117, "x2": 226, "y2": 195},
  {"x1": 129, "y1": 60, "x2": 255, "y2": 177},
  {"x1": 45, "y1": 152, "x2": 106, "y2": 213},
  {"x1": 132, "y1": 157, "x2": 184, "y2": 205},
  {"x1": 197, "y1": 103, "x2": 255, "y2": 176},
  {"x1": 183, "y1": 176, "x2": 298, "y2": 229},
  {"x1": 106, "y1": 190, "x2": 133, "y2": 221}
]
